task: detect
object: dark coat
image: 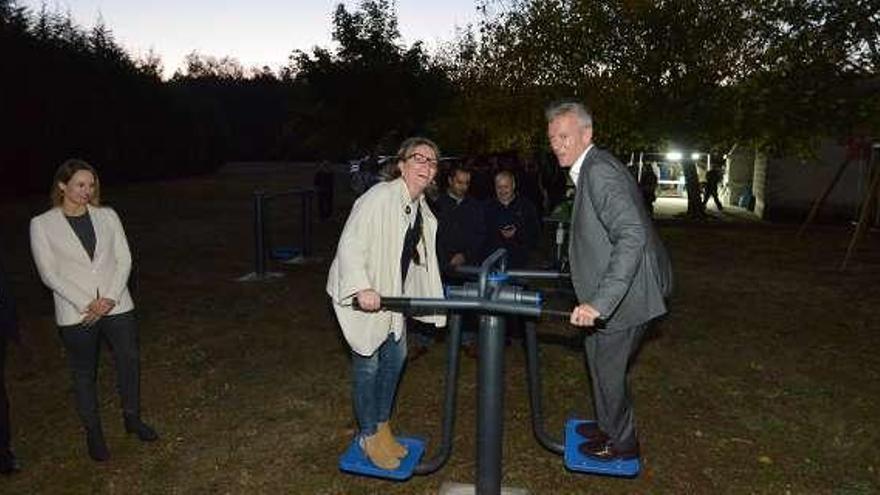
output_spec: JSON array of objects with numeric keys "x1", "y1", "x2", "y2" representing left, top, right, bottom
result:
[
  {"x1": 483, "y1": 194, "x2": 540, "y2": 269},
  {"x1": 432, "y1": 193, "x2": 486, "y2": 274}
]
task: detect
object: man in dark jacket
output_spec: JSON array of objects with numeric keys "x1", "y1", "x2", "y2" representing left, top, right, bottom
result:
[
  {"x1": 483, "y1": 170, "x2": 540, "y2": 269},
  {"x1": 410, "y1": 164, "x2": 486, "y2": 360},
  {"x1": 434, "y1": 164, "x2": 486, "y2": 276}
]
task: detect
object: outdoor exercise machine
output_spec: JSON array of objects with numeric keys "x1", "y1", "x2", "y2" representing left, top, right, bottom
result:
[
  {"x1": 237, "y1": 188, "x2": 315, "y2": 281},
  {"x1": 339, "y1": 249, "x2": 638, "y2": 494}
]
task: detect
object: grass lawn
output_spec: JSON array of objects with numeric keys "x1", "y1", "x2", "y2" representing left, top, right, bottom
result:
[{"x1": 1, "y1": 165, "x2": 878, "y2": 494}]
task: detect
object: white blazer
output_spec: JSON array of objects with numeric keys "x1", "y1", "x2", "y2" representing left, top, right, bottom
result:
[
  {"x1": 327, "y1": 178, "x2": 446, "y2": 356},
  {"x1": 30, "y1": 205, "x2": 135, "y2": 326}
]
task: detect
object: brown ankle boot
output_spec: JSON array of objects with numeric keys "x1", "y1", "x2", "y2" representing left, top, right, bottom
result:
[
  {"x1": 359, "y1": 433, "x2": 400, "y2": 470},
  {"x1": 377, "y1": 421, "x2": 408, "y2": 459}
]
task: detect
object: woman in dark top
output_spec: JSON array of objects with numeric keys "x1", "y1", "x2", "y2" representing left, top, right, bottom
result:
[{"x1": 29, "y1": 159, "x2": 158, "y2": 462}]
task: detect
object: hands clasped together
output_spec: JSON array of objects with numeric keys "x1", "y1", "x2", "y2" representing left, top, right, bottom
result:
[{"x1": 82, "y1": 295, "x2": 116, "y2": 326}]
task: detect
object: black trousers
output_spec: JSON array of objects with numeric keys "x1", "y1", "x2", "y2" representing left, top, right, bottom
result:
[
  {"x1": 58, "y1": 311, "x2": 141, "y2": 429},
  {"x1": 0, "y1": 337, "x2": 9, "y2": 450}
]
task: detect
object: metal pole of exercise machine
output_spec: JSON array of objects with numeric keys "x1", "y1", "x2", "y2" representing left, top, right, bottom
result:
[
  {"x1": 524, "y1": 318, "x2": 565, "y2": 455},
  {"x1": 507, "y1": 269, "x2": 606, "y2": 457},
  {"x1": 253, "y1": 191, "x2": 266, "y2": 278},
  {"x1": 367, "y1": 295, "x2": 549, "y2": 492},
  {"x1": 301, "y1": 189, "x2": 314, "y2": 257},
  {"x1": 475, "y1": 249, "x2": 508, "y2": 494},
  {"x1": 413, "y1": 311, "x2": 462, "y2": 475}
]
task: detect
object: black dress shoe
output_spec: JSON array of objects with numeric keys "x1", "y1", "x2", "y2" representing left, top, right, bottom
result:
[
  {"x1": 86, "y1": 427, "x2": 110, "y2": 462},
  {"x1": 575, "y1": 422, "x2": 609, "y2": 443},
  {"x1": 124, "y1": 416, "x2": 159, "y2": 442},
  {"x1": 578, "y1": 439, "x2": 640, "y2": 462}
]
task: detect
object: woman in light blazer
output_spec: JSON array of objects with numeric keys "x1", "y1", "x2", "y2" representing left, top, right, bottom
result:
[
  {"x1": 30, "y1": 159, "x2": 157, "y2": 462},
  {"x1": 327, "y1": 137, "x2": 445, "y2": 470}
]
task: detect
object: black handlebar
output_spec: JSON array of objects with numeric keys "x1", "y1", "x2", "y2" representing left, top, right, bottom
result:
[{"x1": 351, "y1": 296, "x2": 607, "y2": 329}]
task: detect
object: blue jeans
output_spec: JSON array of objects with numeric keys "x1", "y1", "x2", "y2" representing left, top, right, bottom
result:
[{"x1": 351, "y1": 332, "x2": 407, "y2": 437}]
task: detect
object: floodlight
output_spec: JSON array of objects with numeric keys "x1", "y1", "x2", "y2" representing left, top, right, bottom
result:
[{"x1": 665, "y1": 152, "x2": 683, "y2": 161}]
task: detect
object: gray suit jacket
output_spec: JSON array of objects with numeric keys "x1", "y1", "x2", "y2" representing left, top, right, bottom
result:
[{"x1": 569, "y1": 147, "x2": 673, "y2": 331}]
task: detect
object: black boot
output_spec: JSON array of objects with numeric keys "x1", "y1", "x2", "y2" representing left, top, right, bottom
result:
[
  {"x1": 124, "y1": 415, "x2": 158, "y2": 442},
  {"x1": 86, "y1": 426, "x2": 110, "y2": 462}
]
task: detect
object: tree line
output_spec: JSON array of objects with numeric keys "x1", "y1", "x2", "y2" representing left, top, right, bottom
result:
[{"x1": 2, "y1": 0, "x2": 878, "y2": 197}]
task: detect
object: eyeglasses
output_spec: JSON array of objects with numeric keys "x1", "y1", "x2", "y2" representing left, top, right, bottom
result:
[{"x1": 406, "y1": 152, "x2": 438, "y2": 166}]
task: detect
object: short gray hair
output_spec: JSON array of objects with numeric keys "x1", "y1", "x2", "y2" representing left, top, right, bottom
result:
[{"x1": 545, "y1": 100, "x2": 593, "y2": 128}]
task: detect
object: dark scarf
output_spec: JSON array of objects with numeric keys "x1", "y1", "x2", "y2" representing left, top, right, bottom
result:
[{"x1": 400, "y1": 204, "x2": 423, "y2": 283}]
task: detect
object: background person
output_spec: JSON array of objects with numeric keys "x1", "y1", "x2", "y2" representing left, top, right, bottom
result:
[
  {"x1": 638, "y1": 161, "x2": 659, "y2": 217},
  {"x1": 703, "y1": 164, "x2": 724, "y2": 211},
  {"x1": 313, "y1": 160, "x2": 335, "y2": 220},
  {"x1": 483, "y1": 170, "x2": 540, "y2": 269},
  {"x1": 29, "y1": 159, "x2": 158, "y2": 462},
  {"x1": 410, "y1": 163, "x2": 485, "y2": 360},
  {"x1": 326, "y1": 138, "x2": 446, "y2": 470},
  {"x1": 546, "y1": 101, "x2": 672, "y2": 463}
]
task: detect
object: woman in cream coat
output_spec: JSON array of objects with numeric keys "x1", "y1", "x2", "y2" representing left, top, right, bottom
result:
[
  {"x1": 30, "y1": 159, "x2": 157, "y2": 462},
  {"x1": 327, "y1": 137, "x2": 446, "y2": 470}
]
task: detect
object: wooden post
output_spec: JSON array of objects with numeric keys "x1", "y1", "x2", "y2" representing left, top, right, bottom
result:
[
  {"x1": 797, "y1": 159, "x2": 851, "y2": 238},
  {"x1": 840, "y1": 165, "x2": 880, "y2": 270}
]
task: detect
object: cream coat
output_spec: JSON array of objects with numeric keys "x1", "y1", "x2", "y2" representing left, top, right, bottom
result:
[
  {"x1": 326, "y1": 178, "x2": 446, "y2": 356},
  {"x1": 30, "y1": 205, "x2": 135, "y2": 326}
]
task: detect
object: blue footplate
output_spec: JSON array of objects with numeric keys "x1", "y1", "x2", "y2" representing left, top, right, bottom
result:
[
  {"x1": 564, "y1": 419, "x2": 640, "y2": 478},
  {"x1": 339, "y1": 436, "x2": 426, "y2": 481}
]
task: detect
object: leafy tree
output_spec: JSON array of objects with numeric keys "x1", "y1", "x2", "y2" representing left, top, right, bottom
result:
[
  {"x1": 443, "y1": 0, "x2": 880, "y2": 157},
  {"x1": 0, "y1": 2, "x2": 226, "y2": 196},
  {"x1": 284, "y1": 0, "x2": 453, "y2": 158}
]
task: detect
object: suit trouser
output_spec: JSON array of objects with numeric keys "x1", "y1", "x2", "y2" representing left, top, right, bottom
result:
[
  {"x1": 58, "y1": 311, "x2": 141, "y2": 429},
  {"x1": 584, "y1": 322, "x2": 647, "y2": 451}
]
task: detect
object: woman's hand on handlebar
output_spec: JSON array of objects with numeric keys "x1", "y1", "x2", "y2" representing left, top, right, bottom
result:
[{"x1": 356, "y1": 289, "x2": 381, "y2": 311}]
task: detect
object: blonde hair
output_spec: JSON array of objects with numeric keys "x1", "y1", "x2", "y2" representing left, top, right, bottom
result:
[
  {"x1": 50, "y1": 159, "x2": 101, "y2": 207},
  {"x1": 382, "y1": 137, "x2": 441, "y2": 180},
  {"x1": 389, "y1": 137, "x2": 440, "y2": 267}
]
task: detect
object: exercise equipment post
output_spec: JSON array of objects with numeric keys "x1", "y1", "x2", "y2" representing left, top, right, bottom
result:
[
  {"x1": 236, "y1": 188, "x2": 315, "y2": 282},
  {"x1": 253, "y1": 190, "x2": 267, "y2": 278}
]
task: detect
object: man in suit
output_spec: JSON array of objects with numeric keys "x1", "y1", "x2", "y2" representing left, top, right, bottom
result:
[{"x1": 546, "y1": 101, "x2": 673, "y2": 462}]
